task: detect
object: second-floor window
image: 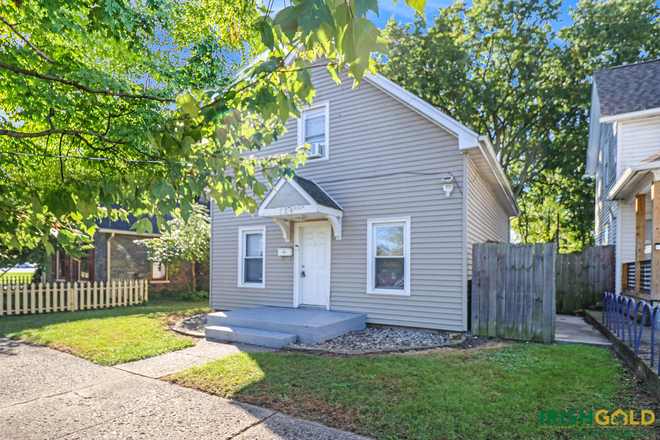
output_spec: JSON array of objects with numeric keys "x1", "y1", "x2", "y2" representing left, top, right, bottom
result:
[{"x1": 299, "y1": 103, "x2": 329, "y2": 160}]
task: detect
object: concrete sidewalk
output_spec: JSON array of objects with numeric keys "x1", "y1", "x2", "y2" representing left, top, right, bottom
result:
[
  {"x1": 0, "y1": 338, "x2": 368, "y2": 440},
  {"x1": 555, "y1": 314, "x2": 612, "y2": 347},
  {"x1": 114, "y1": 338, "x2": 276, "y2": 379}
]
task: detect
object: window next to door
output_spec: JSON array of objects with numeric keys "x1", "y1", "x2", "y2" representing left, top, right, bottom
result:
[
  {"x1": 238, "y1": 226, "x2": 266, "y2": 288},
  {"x1": 366, "y1": 217, "x2": 411, "y2": 296}
]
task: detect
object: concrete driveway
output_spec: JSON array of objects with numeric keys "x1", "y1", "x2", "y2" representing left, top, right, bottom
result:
[{"x1": 0, "y1": 338, "x2": 368, "y2": 440}]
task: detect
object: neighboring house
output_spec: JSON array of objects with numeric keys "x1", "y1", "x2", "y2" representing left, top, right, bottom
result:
[
  {"x1": 586, "y1": 59, "x2": 660, "y2": 299},
  {"x1": 46, "y1": 215, "x2": 208, "y2": 294},
  {"x1": 209, "y1": 65, "x2": 519, "y2": 332}
]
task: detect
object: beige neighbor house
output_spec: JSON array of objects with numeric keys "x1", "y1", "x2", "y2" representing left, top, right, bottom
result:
[
  {"x1": 586, "y1": 59, "x2": 660, "y2": 301},
  {"x1": 209, "y1": 67, "x2": 519, "y2": 332}
]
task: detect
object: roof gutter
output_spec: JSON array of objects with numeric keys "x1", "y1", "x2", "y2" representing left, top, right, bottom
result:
[{"x1": 600, "y1": 107, "x2": 660, "y2": 123}]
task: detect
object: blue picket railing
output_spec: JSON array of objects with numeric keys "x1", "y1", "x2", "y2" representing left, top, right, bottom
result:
[{"x1": 603, "y1": 292, "x2": 660, "y2": 374}]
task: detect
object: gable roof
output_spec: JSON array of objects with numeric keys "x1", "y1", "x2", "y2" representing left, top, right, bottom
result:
[
  {"x1": 594, "y1": 59, "x2": 660, "y2": 121},
  {"x1": 281, "y1": 52, "x2": 518, "y2": 217},
  {"x1": 293, "y1": 176, "x2": 342, "y2": 210},
  {"x1": 362, "y1": 73, "x2": 519, "y2": 217}
]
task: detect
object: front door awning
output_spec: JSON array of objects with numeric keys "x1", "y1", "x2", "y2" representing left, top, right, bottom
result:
[{"x1": 258, "y1": 176, "x2": 343, "y2": 241}]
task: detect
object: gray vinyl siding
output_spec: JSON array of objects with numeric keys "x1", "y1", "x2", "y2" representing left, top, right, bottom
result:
[
  {"x1": 466, "y1": 156, "x2": 510, "y2": 279},
  {"x1": 594, "y1": 122, "x2": 617, "y2": 246},
  {"x1": 211, "y1": 69, "x2": 467, "y2": 331}
]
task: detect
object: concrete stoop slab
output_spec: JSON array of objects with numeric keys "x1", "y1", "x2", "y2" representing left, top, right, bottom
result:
[
  {"x1": 206, "y1": 306, "x2": 367, "y2": 346},
  {"x1": 206, "y1": 325, "x2": 297, "y2": 349}
]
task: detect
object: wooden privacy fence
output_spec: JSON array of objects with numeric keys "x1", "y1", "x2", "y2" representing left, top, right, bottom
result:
[
  {"x1": 472, "y1": 243, "x2": 556, "y2": 343},
  {"x1": 556, "y1": 246, "x2": 615, "y2": 314},
  {"x1": 1, "y1": 279, "x2": 148, "y2": 316}
]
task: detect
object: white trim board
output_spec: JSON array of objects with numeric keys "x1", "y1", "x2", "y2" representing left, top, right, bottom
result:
[{"x1": 600, "y1": 107, "x2": 660, "y2": 123}]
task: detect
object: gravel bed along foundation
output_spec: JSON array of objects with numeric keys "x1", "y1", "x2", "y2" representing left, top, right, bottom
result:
[
  {"x1": 173, "y1": 315, "x2": 472, "y2": 353},
  {"x1": 285, "y1": 327, "x2": 465, "y2": 354}
]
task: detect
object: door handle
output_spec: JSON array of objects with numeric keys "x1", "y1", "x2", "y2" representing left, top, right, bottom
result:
[{"x1": 301, "y1": 270, "x2": 305, "y2": 278}]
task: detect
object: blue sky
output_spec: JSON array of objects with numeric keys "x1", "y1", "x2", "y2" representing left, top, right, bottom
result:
[
  {"x1": 265, "y1": 0, "x2": 584, "y2": 31},
  {"x1": 366, "y1": 0, "x2": 581, "y2": 30}
]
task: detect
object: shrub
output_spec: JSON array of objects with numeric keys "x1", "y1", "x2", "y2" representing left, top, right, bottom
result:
[{"x1": 178, "y1": 290, "x2": 209, "y2": 302}]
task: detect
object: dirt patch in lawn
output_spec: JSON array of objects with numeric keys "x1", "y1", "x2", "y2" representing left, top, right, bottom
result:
[{"x1": 241, "y1": 394, "x2": 361, "y2": 433}]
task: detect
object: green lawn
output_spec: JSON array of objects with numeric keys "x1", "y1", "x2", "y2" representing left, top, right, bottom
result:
[
  {"x1": 170, "y1": 343, "x2": 658, "y2": 440},
  {"x1": 0, "y1": 298, "x2": 211, "y2": 365}
]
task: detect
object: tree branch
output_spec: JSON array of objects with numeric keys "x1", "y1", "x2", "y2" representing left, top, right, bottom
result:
[
  {"x1": 0, "y1": 61, "x2": 176, "y2": 103},
  {"x1": 0, "y1": 127, "x2": 125, "y2": 145},
  {"x1": 0, "y1": 16, "x2": 54, "y2": 64}
]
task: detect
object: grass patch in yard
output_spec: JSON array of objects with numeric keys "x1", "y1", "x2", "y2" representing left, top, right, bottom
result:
[
  {"x1": 0, "y1": 298, "x2": 210, "y2": 365},
  {"x1": 171, "y1": 343, "x2": 658, "y2": 439}
]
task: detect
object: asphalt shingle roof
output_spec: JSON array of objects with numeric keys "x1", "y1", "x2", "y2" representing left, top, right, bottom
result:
[
  {"x1": 293, "y1": 176, "x2": 342, "y2": 211},
  {"x1": 594, "y1": 59, "x2": 660, "y2": 117},
  {"x1": 637, "y1": 150, "x2": 660, "y2": 164}
]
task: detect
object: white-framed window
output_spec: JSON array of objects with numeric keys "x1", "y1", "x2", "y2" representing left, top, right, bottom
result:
[
  {"x1": 238, "y1": 226, "x2": 266, "y2": 288},
  {"x1": 366, "y1": 217, "x2": 411, "y2": 296},
  {"x1": 151, "y1": 261, "x2": 168, "y2": 282},
  {"x1": 297, "y1": 102, "x2": 329, "y2": 160},
  {"x1": 55, "y1": 250, "x2": 66, "y2": 281}
]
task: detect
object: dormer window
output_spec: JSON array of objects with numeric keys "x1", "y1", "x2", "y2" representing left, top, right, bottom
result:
[{"x1": 298, "y1": 102, "x2": 329, "y2": 160}]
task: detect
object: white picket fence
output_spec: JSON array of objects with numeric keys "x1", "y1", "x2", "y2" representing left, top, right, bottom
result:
[{"x1": 1, "y1": 279, "x2": 148, "y2": 316}]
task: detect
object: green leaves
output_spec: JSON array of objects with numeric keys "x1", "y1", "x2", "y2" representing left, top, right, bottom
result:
[
  {"x1": 294, "y1": 0, "x2": 335, "y2": 33},
  {"x1": 153, "y1": 180, "x2": 177, "y2": 201},
  {"x1": 379, "y1": 0, "x2": 660, "y2": 251},
  {"x1": 178, "y1": 93, "x2": 200, "y2": 119},
  {"x1": 132, "y1": 217, "x2": 154, "y2": 235},
  {"x1": 1, "y1": 0, "x2": 430, "y2": 262}
]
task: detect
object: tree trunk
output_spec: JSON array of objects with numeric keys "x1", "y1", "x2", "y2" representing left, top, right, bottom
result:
[{"x1": 191, "y1": 260, "x2": 196, "y2": 292}]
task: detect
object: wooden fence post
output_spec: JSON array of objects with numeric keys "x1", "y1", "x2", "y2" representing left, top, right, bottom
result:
[
  {"x1": 38, "y1": 282, "x2": 43, "y2": 313},
  {"x1": 45, "y1": 282, "x2": 51, "y2": 313},
  {"x1": 471, "y1": 244, "x2": 482, "y2": 336},
  {"x1": 542, "y1": 243, "x2": 556, "y2": 343},
  {"x1": 14, "y1": 282, "x2": 20, "y2": 315}
]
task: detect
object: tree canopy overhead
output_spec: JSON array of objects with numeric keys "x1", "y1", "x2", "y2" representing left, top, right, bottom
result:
[
  {"x1": 0, "y1": 0, "x2": 425, "y2": 261},
  {"x1": 378, "y1": 0, "x2": 660, "y2": 250}
]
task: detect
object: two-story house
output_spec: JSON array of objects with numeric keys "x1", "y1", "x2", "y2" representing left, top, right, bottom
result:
[
  {"x1": 208, "y1": 62, "x2": 518, "y2": 339},
  {"x1": 586, "y1": 59, "x2": 660, "y2": 300}
]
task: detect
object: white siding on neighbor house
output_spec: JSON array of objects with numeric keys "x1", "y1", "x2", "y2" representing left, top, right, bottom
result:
[
  {"x1": 611, "y1": 116, "x2": 660, "y2": 293},
  {"x1": 210, "y1": 68, "x2": 470, "y2": 331},
  {"x1": 618, "y1": 116, "x2": 660, "y2": 169},
  {"x1": 466, "y1": 156, "x2": 510, "y2": 279}
]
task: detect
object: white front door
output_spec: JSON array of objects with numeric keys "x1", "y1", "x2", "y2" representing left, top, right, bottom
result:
[{"x1": 296, "y1": 222, "x2": 331, "y2": 307}]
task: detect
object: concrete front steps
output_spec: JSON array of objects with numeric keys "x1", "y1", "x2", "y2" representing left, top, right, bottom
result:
[{"x1": 205, "y1": 306, "x2": 366, "y2": 348}]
